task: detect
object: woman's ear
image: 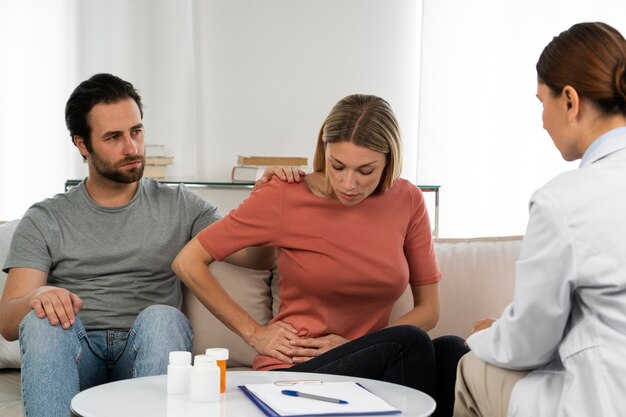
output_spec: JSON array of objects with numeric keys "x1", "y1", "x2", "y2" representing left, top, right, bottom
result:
[{"x1": 562, "y1": 85, "x2": 580, "y2": 122}]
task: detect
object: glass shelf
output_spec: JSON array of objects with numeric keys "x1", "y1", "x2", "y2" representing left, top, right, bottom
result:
[
  {"x1": 64, "y1": 178, "x2": 255, "y2": 191},
  {"x1": 64, "y1": 179, "x2": 440, "y2": 237}
]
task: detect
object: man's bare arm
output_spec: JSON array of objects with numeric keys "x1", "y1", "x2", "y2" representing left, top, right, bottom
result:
[{"x1": 0, "y1": 268, "x2": 83, "y2": 340}]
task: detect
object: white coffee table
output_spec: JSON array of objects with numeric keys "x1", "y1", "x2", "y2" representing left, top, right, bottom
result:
[{"x1": 70, "y1": 370, "x2": 436, "y2": 417}]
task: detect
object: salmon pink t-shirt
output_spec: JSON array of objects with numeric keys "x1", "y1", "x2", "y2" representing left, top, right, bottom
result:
[{"x1": 197, "y1": 178, "x2": 441, "y2": 370}]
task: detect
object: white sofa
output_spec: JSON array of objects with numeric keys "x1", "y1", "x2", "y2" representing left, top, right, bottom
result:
[{"x1": 0, "y1": 219, "x2": 521, "y2": 417}]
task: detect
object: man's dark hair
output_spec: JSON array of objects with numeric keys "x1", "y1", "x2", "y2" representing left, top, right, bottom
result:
[{"x1": 65, "y1": 73, "x2": 143, "y2": 152}]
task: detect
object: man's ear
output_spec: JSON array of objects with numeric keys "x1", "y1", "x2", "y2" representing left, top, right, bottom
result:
[
  {"x1": 562, "y1": 85, "x2": 580, "y2": 121},
  {"x1": 73, "y1": 135, "x2": 89, "y2": 158}
]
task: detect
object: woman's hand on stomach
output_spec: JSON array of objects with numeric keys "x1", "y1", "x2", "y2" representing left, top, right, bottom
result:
[
  {"x1": 250, "y1": 320, "x2": 301, "y2": 363},
  {"x1": 289, "y1": 334, "x2": 349, "y2": 364}
]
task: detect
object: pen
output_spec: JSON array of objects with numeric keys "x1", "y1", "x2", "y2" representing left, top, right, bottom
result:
[{"x1": 281, "y1": 389, "x2": 349, "y2": 404}]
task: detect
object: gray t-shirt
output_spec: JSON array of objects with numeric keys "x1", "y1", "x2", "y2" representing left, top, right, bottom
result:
[{"x1": 3, "y1": 178, "x2": 221, "y2": 330}]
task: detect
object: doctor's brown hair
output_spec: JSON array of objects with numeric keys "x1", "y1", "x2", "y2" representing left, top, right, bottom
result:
[
  {"x1": 312, "y1": 94, "x2": 402, "y2": 195},
  {"x1": 536, "y1": 22, "x2": 626, "y2": 116}
]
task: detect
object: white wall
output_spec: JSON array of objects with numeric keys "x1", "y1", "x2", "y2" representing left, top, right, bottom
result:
[
  {"x1": 418, "y1": 0, "x2": 626, "y2": 237},
  {"x1": 72, "y1": 0, "x2": 421, "y2": 182},
  {"x1": 190, "y1": 0, "x2": 421, "y2": 182}
]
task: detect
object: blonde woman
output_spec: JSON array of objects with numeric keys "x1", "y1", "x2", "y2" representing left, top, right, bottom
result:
[{"x1": 174, "y1": 94, "x2": 468, "y2": 417}]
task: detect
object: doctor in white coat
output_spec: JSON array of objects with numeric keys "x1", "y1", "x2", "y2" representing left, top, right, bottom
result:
[{"x1": 454, "y1": 22, "x2": 626, "y2": 417}]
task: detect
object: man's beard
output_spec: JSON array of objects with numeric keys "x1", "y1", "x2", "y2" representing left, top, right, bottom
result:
[{"x1": 90, "y1": 151, "x2": 145, "y2": 184}]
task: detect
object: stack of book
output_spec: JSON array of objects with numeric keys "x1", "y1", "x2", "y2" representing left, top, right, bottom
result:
[
  {"x1": 144, "y1": 145, "x2": 174, "y2": 179},
  {"x1": 232, "y1": 155, "x2": 308, "y2": 183}
]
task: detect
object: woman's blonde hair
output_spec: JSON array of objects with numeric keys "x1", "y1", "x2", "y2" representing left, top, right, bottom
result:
[{"x1": 312, "y1": 94, "x2": 402, "y2": 195}]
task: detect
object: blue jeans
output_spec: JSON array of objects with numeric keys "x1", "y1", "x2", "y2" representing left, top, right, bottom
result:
[
  {"x1": 282, "y1": 325, "x2": 468, "y2": 417},
  {"x1": 19, "y1": 305, "x2": 193, "y2": 417}
]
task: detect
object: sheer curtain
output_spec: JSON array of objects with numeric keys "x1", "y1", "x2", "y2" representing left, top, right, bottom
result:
[
  {"x1": 418, "y1": 0, "x2": 626, "y2": 237},
  {"x1": 0, "y1": 0, "x2": 79, "y2": 220},
  {"x1": 0, "y1": 0, "x2": 421, "y2": 221}
]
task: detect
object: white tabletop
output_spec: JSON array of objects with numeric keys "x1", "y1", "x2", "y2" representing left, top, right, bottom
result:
[{"x1": 70, "y1": 370, "x2": 435, "y2": 417}]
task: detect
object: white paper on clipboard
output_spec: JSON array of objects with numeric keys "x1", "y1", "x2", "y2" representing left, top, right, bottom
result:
[{"x1": 241, "y1": 381, "x2": 401, "y2": 416}]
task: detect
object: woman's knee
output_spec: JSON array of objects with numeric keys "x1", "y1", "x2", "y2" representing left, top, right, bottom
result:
[
  {"x1": 383, "y1": 324, "x2": 435, "y2": 354},
  {"x1": 370, "y1": 325, "x2": 435, "y2": 359},
  {"x1": 433, "y1": 335, "x2": 470, "y2": 359}
]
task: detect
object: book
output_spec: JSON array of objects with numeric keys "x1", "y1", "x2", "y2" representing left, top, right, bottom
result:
[
  {"x1": 143, "y1": 165, "x2": 169, "y2": 179},
  {"x1": 144, "y1": 144, "x2": 174, "y2": 179},
  {"x1": 145, "y1": 156, "x2": 174, "y2": 166},
  {"x1": 231, "y1": 166, "x2": 263, "y2": 183},
  {"x1": 239, "y1": 381, "x2": 401, "y2": 417},
  {"x1": 144, "y1": 156, "x2": 174, "y2": 179},
  {"x1": 237, "y1": 155, "x2": 308, "y2": 167}
]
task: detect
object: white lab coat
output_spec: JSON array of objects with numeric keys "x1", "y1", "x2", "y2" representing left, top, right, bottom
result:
[{"x1": 467, "y1": 128, "x2": 626, "y2": 417}]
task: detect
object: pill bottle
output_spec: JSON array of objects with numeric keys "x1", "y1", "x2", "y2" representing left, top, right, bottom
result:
[
  {"x1": 205, "y1": 348, "x2": 229, "y2": 393},
  {"x1": 167, "y1": 351, "x2": 192, "y2": 395},
  {"x1": 190, "y1": 354, "x2": 220, "y2": 402}
]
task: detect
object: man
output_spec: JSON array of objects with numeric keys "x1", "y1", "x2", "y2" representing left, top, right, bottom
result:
[{"x1": 0, "y1": 73, "x2": 289, "y2": 417}]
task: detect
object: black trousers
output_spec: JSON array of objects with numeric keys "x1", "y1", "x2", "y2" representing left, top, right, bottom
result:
[{"x1": 281, "y1": 325, "x2": 469, "y2": 417}]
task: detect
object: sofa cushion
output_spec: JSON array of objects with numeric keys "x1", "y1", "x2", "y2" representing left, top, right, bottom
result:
[
  {"x1": 0, "y1": 369, "x2": 22, "y2": 416},
  {"x1": 0, "y1": 220, "x2": 21, "y2": 369},
  {"x1": 182, "y1": 261, "x2": 273, "y2": 368},
  {"x1": 430, "y1": 236, "x2": 521, "y2": 338}
]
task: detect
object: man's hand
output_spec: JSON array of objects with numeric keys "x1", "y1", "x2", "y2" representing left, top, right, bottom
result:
[
  {"x1": 471, "y1": 318, "x2": 496, "y2": 334},
  {"x1": 257, "y1": 166, "x2": 305, "y2": 185},
  {"x1": 30, "y1": 286, "x2": 83, "y2": 329},
  {"x1": 249, "y1": 320, "x2": 302, "y2": 363},
  {"x1": 289, "y1": 334, "x2": 349, "y2": 364}
]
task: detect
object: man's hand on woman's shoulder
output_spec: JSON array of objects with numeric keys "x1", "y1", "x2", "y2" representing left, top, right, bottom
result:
[{"x1": 256, "y1": 166, "x2": 306, "y2": 186}]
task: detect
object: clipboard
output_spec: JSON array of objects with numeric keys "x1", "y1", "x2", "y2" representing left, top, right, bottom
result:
[{"x1": 239, "y1": 380, "x2": 401, "y2": 417}]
